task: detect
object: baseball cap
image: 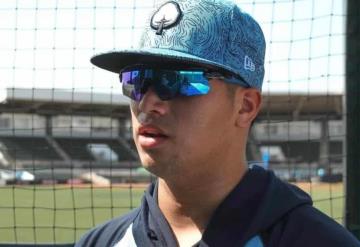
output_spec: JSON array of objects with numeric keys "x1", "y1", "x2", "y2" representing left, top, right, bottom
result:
[{"x1": 91, "y1": 0, "x2": 266, "y2": 90}]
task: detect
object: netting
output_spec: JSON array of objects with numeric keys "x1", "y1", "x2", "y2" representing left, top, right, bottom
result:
[{"x1": 0, "y1": 0, "x2": 347, "y2": 244}]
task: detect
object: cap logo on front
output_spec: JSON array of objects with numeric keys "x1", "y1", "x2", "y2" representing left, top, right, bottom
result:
[{"x1": 150, "y1": 1, "x2": 182, "y2": 35}]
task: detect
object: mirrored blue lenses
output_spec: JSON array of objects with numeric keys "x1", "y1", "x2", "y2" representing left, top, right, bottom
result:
[{"x1": 120, "y1": 68, "x2": 210, "y2": 101}]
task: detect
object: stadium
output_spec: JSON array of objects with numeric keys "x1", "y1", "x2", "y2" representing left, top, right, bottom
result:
[
  {"x1": 0, "y1": 0, "x2": 359, "y2": 245},
  {"x1": 0, "y1": 88, "x2": 344, "y2": 185}
]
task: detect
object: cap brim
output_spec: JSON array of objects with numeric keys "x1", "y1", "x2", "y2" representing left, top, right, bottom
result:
[{"x1": 90, "y1": 48, "x2": 238, "y2": 76}]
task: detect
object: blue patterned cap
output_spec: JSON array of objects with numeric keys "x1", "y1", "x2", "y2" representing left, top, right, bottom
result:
[{"x1": 91, "y1": 0, "x2": 266, "y2": 90}]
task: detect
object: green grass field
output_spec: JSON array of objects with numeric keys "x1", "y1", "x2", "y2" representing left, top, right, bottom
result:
[{"x1": 0, "y1": 182, "x2": 344, "y2": 244}]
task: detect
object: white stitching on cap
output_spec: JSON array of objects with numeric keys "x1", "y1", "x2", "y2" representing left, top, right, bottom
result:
[{"x1": 244, "y1": 55, "x2": 255, "y2": 72}]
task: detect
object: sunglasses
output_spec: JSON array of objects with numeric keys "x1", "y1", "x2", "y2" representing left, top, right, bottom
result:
[{"x1": 119, "y1": 66, "x2": 247, "y2": 101}]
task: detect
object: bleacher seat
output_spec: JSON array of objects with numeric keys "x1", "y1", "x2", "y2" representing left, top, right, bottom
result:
[
  {"x1": 55, "y1": 138, "x2": 137, "y2": 162},
  {"x1": 0, "y1": 137, "x2": 62, "y2": 161}
]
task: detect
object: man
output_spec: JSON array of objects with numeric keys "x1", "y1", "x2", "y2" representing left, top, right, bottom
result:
[{"x1": 76, "y1": 0, "x2": 360, "y2": 246}]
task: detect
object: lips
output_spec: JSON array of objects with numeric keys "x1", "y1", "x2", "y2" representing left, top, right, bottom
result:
[{"x1": 137, "y1": 125, "x2": 168, "y2": 149}]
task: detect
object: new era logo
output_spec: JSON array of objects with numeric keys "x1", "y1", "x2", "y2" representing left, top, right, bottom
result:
[{"x1": 244, "y1": 55, "x2": 255, "y2": 72}]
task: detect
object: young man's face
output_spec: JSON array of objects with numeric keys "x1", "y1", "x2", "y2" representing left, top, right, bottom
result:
[{"x1": 130, "y1": 79, "x2": 241, "y2": 179}]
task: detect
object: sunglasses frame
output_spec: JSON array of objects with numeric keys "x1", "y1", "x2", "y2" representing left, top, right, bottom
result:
[{"x1": 119, "y1": 65, "x2": 249, "y2": 101}]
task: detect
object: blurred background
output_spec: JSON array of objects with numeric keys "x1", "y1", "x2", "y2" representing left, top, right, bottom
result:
[{"x1": 0, "y1": 0, "x2": 358, "y2": 244}]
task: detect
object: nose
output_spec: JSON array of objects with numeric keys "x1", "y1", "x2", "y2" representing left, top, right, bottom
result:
[{"x1": 136, "y1": 86, "x2": 169, "y2": 116}]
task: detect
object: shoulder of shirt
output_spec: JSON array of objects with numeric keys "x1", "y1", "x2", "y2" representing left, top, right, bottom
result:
[
  {"x1": 273, "y1": 204, "x2": 360, "y2": 246},
  {"x1": 75, "y1": 207, "x2": 141, "y2": 247}
]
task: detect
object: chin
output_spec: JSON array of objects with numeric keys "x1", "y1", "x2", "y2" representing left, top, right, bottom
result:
[
  {"x1": 139, "y1": 155, "x2": 171, "y2": 178},
  {"x1": 140, "y1": 163, "x2": 162, "y2": 178},
  {"x1": 139, "y1": 153, "x2": 158, "y2": 170}
]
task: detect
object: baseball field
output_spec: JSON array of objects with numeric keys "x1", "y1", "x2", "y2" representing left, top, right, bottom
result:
[{"x1": 0, "y1": 182, "x2": 344, "y2": 244}]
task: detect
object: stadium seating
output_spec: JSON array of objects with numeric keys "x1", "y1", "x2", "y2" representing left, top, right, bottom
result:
[
  {"x1": 55, "y1": 137, "x2": 137, "y2": 162},
  {"x1": 0, "y1": 137, "x2": 62, "y2": 161}
]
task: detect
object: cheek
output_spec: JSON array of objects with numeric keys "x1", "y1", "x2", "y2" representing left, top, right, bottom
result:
[
  {"x1": 130, "y1": 112, "x2": 138, "y2": 137},
  {"x1": 179, "y1": 99, "x2": 235, "y2": 145},
  {"x1": 175, "y1": 107, "x2": 226, "y2": 150}
]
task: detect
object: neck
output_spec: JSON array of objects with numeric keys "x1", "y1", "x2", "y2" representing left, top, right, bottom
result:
[{"x1": 157, "y1": 161, "x2": 248, "y2": 246}]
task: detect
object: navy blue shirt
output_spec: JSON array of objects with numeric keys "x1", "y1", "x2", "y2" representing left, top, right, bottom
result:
[{"x1": 76, "y1": 166, "x2": 360, "y2": 246}]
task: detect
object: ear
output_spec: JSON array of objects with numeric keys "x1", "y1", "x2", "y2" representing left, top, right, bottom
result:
[{"x1": 234, "y1": 88, "x2": 262, "y2": 128}]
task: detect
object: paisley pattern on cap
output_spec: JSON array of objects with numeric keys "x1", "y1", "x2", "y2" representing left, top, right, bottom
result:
[{"x1": 91, "y1": 0, "x2": 266, "y2": 90}]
